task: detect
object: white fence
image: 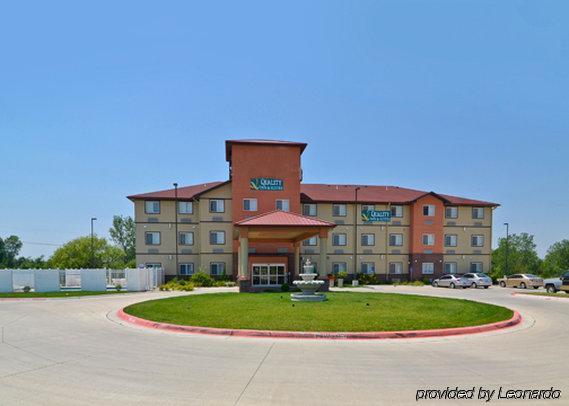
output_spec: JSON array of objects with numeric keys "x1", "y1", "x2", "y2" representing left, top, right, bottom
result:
[{"x1": 0, "y1": 268, "x2": 164, "y2": 293}]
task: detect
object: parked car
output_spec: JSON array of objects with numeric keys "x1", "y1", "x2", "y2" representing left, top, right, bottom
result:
[
  {"x1": 543, "y1": 271, "x2": 569, "y2": 293},
  {"x1": 432, "y1": 274, "x2": 467, "y2": 289},
  {"x1": 461, "y1": 273, "x2": 492, "y2": 289},
  {"x1": 498, "y1": 274, "x2": 543, "y2": 289}
]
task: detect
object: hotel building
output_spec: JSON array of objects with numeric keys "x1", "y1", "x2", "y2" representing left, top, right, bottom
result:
[{"x1": 128, "y1": 140, "x2": 498, "y2": 291}]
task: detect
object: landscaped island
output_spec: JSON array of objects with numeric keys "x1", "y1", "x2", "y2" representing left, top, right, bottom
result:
[{"x1": 123, "y1": 292, "x2": 513, "y2": 332}]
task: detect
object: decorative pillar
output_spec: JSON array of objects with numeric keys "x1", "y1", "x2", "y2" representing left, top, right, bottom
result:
[
  {"x1": 319, "y1": 228, "x2": 328, "y2": 278},
  {"x1": 238, "y1": 227, "x2": 249, "y2": 280}
]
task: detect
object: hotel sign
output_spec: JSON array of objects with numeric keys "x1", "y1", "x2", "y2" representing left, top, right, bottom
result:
[
  {"x1": 250, "y1": 178, "x2": 284, "y2": 191},
  {"x1": 361, "y1": 210, "x2": 391, "y2": 223}
]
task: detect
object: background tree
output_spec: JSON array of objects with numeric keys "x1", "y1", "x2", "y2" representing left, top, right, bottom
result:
[
  {"x1": 49, "y1": 236, "x2": 126, "y2": 269},
  {"x1": 109, "y1": 215, "x2": 135, "y2": 265},
  {"x1": 491, "y1": 233, "x2": 541, "y2": 279},
  {"x1": 542, "y1": 240, "x2": 569, "y2": 278},
  {"x1": 0, "y1": 235, "x2": 23, "y2": 267},
  {"x1": 15, "y1": 255, "x2": 48, "y2": 269}
]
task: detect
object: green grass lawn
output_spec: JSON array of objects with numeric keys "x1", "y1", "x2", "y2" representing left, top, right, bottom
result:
[
  {"x1": 519, "y1": 292, "x2": 569, "y2": 298},
  {"x1": 124, "y1": 292, "x2": 513, "y2": 332},
  {"x1": 0, "y1": 290, "x2": 128, "y2": 298}
]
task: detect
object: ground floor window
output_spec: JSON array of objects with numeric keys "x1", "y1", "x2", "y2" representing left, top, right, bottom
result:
[
  {"x1": 179, "y1": 263, "x2": 194, "y2": 275},
  {"x1": 332, "y1": 262, "x2": 347, "y2": 275},
  {"x1": 389, "y1": 262, "x2": 403, "y2": 274},
  {"x1": 444, "y1": 262, "x2": 457, "y2": 274},
  {"x1": 470, "y1": 262, "x2": 483, "y2": 273},
  {"x1": 210, "y1": 262, "x2": 226, "y2": 276},
  {"x1": 361, "y1": 262, "x2": 375, "y2": 274},
  {"x1": 145, "y1": 262, "x2": 162, "y2": 269},
  {"x1": 421, "y1": 262, "x2": 435, "y2": 275},
  {"x1": 252, "y1": 264, "x2": 286, "y2": 286}
]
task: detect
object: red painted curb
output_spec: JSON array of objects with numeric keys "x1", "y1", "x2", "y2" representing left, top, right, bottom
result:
[{"x1": 117, "y1": 308, "x2": 522, "y2": 340}]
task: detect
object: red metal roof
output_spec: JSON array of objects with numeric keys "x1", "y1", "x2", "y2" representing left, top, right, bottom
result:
[
  {"x1": 225, "y1": 139, "x2": 307, "y2": 161},
  {"x1": 300, "y1": 184, "x2": 498, "y2": 207},
  {"x1": 127, "y1": 181, "x2": 226, "y2": 201},
  {"x1": 234, "y1": 210, "x2": 335, "y2": 227}
]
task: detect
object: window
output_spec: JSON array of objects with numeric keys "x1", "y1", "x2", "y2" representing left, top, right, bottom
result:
[
  {"x1": 422, "y1": 262, "x2": 435, "y2": 274},
  {"x1": 444, "y1": 262, "x2": 457, "y2": 274},
  {"x1": 332, "y1": 262, "x2": 347, "y2": 275},
  {"x1": 444, "y1": 234, "x2": 457, "y2": 247},
  {"x1": 361, "y1": 262, "x2": 375, "y2": 275},
  {"x1": 145, "y1": 262, "x2": 162, "y2": 269},
  {"x1": 332, "y1": 204, "x2": 347, "y2": 217},
  {"x1": 303, "y1": 236, "x2": 317, "y2": 246},
  {"x1": 389, "y1": 233, "x2": 403, "y2": 246},
  {"x1": 361, "y1": 204, "x2": 375, "y2": 212},
  {"x1": 210, "y1": 262, "x2": 226, "y2": 276},
  {"x1": 179, "y1": 263, "x2": 194, "y2": 276},
  {"x1": 145, "y1": 201, "x2": 160, "y2": 214},
  {"x1": 275, "y1": 199, "x2": 290, "y2": 212},
  {"x1": 209, "y1": 199, "x2": 225, "y2": 213},
  {"x1": 303, "y1": 204, "x2": 317, "y2": 216},
  {"x1": 145, "y1": 231, "x2": 160, "y2": 245},
  {"x1": 243, "y1": 198, "x2": 258, "y2": 211},
  {"x1": 445, "y1": 206, "x2": 458, "y2": 219},
  {"x1": 178, "y1": 201, "x2": 193, "y2": 214},
  {"x1": 470, "y1": 262, "x2": 483, "y2": 273},
  {"x1": 471, "y1": 235, "x2": 485, "y2": 247},
  {"x1": 179, "y1": 232, "x2": 194, "y2": 246},
  {"x1": 422, "y1": 234, "x2": 435, "y2": 246},
  {"x1": 361, "y1": 233, "x2": 375, "y2": 246},
  {"x1": 389, "y1": 262, "x2": 403, "y2": 274},
  {"x1": 391, "y1": 205, "x2": 403, "y2": 218},
  {"x1": 423, "y1": 204, "x2": 435, "y2": 216},
  {"x1": 332, "y1": 233, "x2": 347, "y2": 246},
  {"x1": 472, "y1": 207, "x2": 484, "y2": 219},
  {"x1": 209, "y1": 231, "x2": 226, "y2": 245},
  {"x1": 252, "y1": 264, "x2": 286, "y2": 286}
]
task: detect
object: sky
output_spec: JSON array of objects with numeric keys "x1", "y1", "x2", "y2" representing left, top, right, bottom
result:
[{"x1": 0, "y1": 0, "x2": 567, "y2": 259}]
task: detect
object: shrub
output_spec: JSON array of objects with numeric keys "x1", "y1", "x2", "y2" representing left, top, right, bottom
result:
[
  {"x1": 357, "y1": 273, "x2": 376, "y2": 286},
  {"x1": 281, "y1": 283, "x2": 290, "y2": 292},
  {"x1": 190, "y1": 272, "x2": 214, "y2": 287},
  {"x1": 159, "y1": 280, "x2": 195, "y2": 292},
  {"x1": 23, "y1": 285, "x2": 31, "y2": 293},
  {"x1": 115, "y1": 283, "x2": 122, "y2": 291},
  {"x1": 337, "y1": 271, "x2": 348, "y2": 280},
  {"x1": 422, "y1": 277, "x2": 431, "y2": 285}
]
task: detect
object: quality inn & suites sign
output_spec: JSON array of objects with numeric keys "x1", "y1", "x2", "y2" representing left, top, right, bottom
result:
[{"x1": 250, "y1": 178, "x2": 284, "y2": 191}]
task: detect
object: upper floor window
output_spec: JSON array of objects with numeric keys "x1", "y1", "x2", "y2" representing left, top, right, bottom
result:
[
  {"x1": 389, "y1": 233, "x2": 403, "y2": 247},
  {"x1": 391, "y1": 205, "x2": 403, "y2": 218},
  {"x1": 145, "y1": 201, "x2": 160, "y2": 214},
  {"x1": 332, "y1": 204, "x2": 347, "y2": 217},
  {"x1": 209, "y1": 231, "x2": 226, "y2": 245},
  {"x1": 145, "y1": 231, "x2": 160, "y2": 245},
  {"x1": 471, "y1": 235, "x2": 485, "y2": 247},
  {"x1": 275, "y1": 199, "x2": 290, "y2": 212},
  {"x1": 303, "y1": 204, "x2": 317, "y2": 216},
  {"x1": 361, "y1": 262, "x2": 375, "y2": 275},
  {"x1": 389, "y1": 262, "x2": 403, "y2": 274},
  {"x1": 210, "y1": 262, "x2": 226, "y2": 276},
  {"x1": 445, "y1": 206, "x2": 458, "y2": 219},
  {"x1": 422, "y1": 262, "x2": 435, "y2": 274},
  {"x1": 422, "y1": 233, "x2": 435, "y2": 246},
  {"x1": 332, "y1": 233, "x2": 347, "y2": 246},
  {"x1": 178, "y1": 201, "x2": 193, "y2": 214},
  {"x1": 470, "y1": 262, "x2": 483, "y2": 273},
  {"x1": 361, "y1": 204, "x2": 375, "y2": 212},
  {"x1": 303, "y1": 236, "x2": 318, "y2": 246},
  {"x1": 179, "y1": 232, "x2": 194, "y2": 246},
  {"x1": 361, "y1": 233, "x2": 375, "y2": 246},
  {"x1": 444, "y1": 234, "x2": 457, "y2": 247},
  {"x1": 179, "y1": 263, "x2": 194, "y2": 276},
  {"x1": 472, "y1": 207, "x2": 484, "y2": 219},
  {"x1": 423, "y1": 204, "x2": 436, "y2": 216},
  {"x1": 209, "y1": 199, "x2": 225, "y2": 213},
  {"x1": 332, "y1": 262, "x2": 347, "y2": 275},
  {"x1": 444, "y1": 262, "x2": 457, "y2": 274},
  {"x1": 243, "y1": 198, "x2": 258, "y2": 211}
]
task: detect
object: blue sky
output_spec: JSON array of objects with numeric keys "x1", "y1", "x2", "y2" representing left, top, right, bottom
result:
[{"x1": 1, "y1": 0, "x2": 567, "y2": 258}]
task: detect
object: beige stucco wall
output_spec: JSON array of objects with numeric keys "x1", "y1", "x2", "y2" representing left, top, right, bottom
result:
[
  {"x1": 443, "y1": 226, "x2": 492, "y2": 255},
  {"x1": 443, "y1": 254, "x2": 491, "y2": 274},
  {"x1": 443, "y1": 206, "x2": 493, "y2": 227}
]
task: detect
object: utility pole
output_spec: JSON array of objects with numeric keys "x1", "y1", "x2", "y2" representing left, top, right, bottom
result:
[
  {"x1": 90, "y1": 217, "x2": 97, "y2": 268},
  {"x1": 503, "y1": 222, "x2": 509, "y2": 277},
  {"x1": 174, "y1": 183, "x2": 179, "y2": 276}
]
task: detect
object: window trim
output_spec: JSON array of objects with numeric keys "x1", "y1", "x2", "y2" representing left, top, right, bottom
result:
[
  {"x1": 178, "y1": 231, "x2": 194, "y2": 246},
  {"x1": 332, "y1": 233, "x2": 347, "y2": 246},
  {"x1": 470, "y1": 262, "x2": 483, "y2": 273},
  {"x1": 444, "y1": 234, "x2": 458, "y2": 247},
  {"x1": 177, "y1": 201, "x2": 193, "y2": 215},
  {"x1": 209, "y1": 199, "x2": 225, "y2": 213},
  {"x1": 210, "y1": 262, "x2": 226, "y2": 276},
  {"x1": 332, "y1": 203, "x2": 347, "y2": 217},
  {"x1": 471, "y1": 234, "x2": 485, "y2": 247},
  {"x1": 209, "y1": 230, "x2": 226, "y2": 245},
  {"x1": 179, "y1": 263, "x2": 194, "y2": 276},
  {"x1": 389, "y1": 262, "x2": 403, "y2": 274},
  {"x1": 361, "y1": 233, "x2": 375, "y2": 247},
  {"x1": 421, "y1": 262, "x2": 435, "y2": 275},
  {"x1": 391, "y1": 205, "x2": 403, "y2": 218},
  {"x1": 243, "y1": 198, "x2": 258, "y2": 212},
  {"x1": 303, "y1": 236, "x2": 318, "y2": 246},
  {"x1": 389, "y1": 233, "x2": 403, "y2": 247},
  {"x1": 444, "y1": 262, "x2": 458, "y2": 274},
  {"x1": 472, "y1": 207, "x2": 485, "y2": 219},
  {"x1": 144, "y1": 231, "x2": 161, "y2": 245},
  {"x1": 275, "y1": 199, "x2": 290, "y2": 212},
  {"x1": 144, "y1": 200, "x2": 160, "y2": 214},
  {"x1": 423, "y1": 204, "x2": 435, "y2": 217},
  {"x1": 445, "y1": 206, "x2": 458, "y2": 219},
  {"x1": 422, "y1": 233, "x2": 435, "y2": 246},
  {"x1": 302, "y1": 203, "x2": 317, "y2": 216},
  {"x1": 332, "y1": 262, "x2": 347, "y2": 275},
  {"x1": 361, "y1": 262, "x2": 375, "y2": 275}
]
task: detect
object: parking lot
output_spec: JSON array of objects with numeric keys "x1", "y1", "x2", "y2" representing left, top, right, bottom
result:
[{"x1": 0, "y1": 285, "x2": 567, "y2": 405}]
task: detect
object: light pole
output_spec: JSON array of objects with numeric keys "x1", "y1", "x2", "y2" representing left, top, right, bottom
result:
[
  {"x1": 503, "y1": 222, "x2": 509, "y2": 277},
  {"x1": 90, "y1": 217, "x2": 97, "y2": 268},
  {"x1": 173, "y1": 183, "x2": 179, "y2": 276}
]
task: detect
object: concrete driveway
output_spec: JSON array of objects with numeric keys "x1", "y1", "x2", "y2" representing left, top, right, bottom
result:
[{"x1": 0, "y1": 286, "x2": 566, "y2": 405}]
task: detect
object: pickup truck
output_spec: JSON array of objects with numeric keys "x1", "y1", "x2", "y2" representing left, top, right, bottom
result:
[{"x1": 543, "y1": 271, "x2": 569, "y2": 293}]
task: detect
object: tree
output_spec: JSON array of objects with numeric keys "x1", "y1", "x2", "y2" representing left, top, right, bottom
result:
[
  {"x1": 542, "y1": 240, "x2": 569, "y2": 278},
  {"x1": 0, "y1": 235, "x2": 23, "y2": 267},
  {"x1": 109, "y1": 215, "x2": 135, "y2": 263},
  {"x1": 15, "y1": 256, "x2": 48, "y2": 269},
  {"x1": 49, "y1": 236, "x2": 126, "y2": 269},
  {"x1": 491, "y1": 233, "x2": 541, "y2": 279}
]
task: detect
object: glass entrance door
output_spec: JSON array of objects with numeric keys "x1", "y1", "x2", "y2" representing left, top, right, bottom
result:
[{"x1": 252, "y1": 263, "x2": 286, "y2": 286}]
